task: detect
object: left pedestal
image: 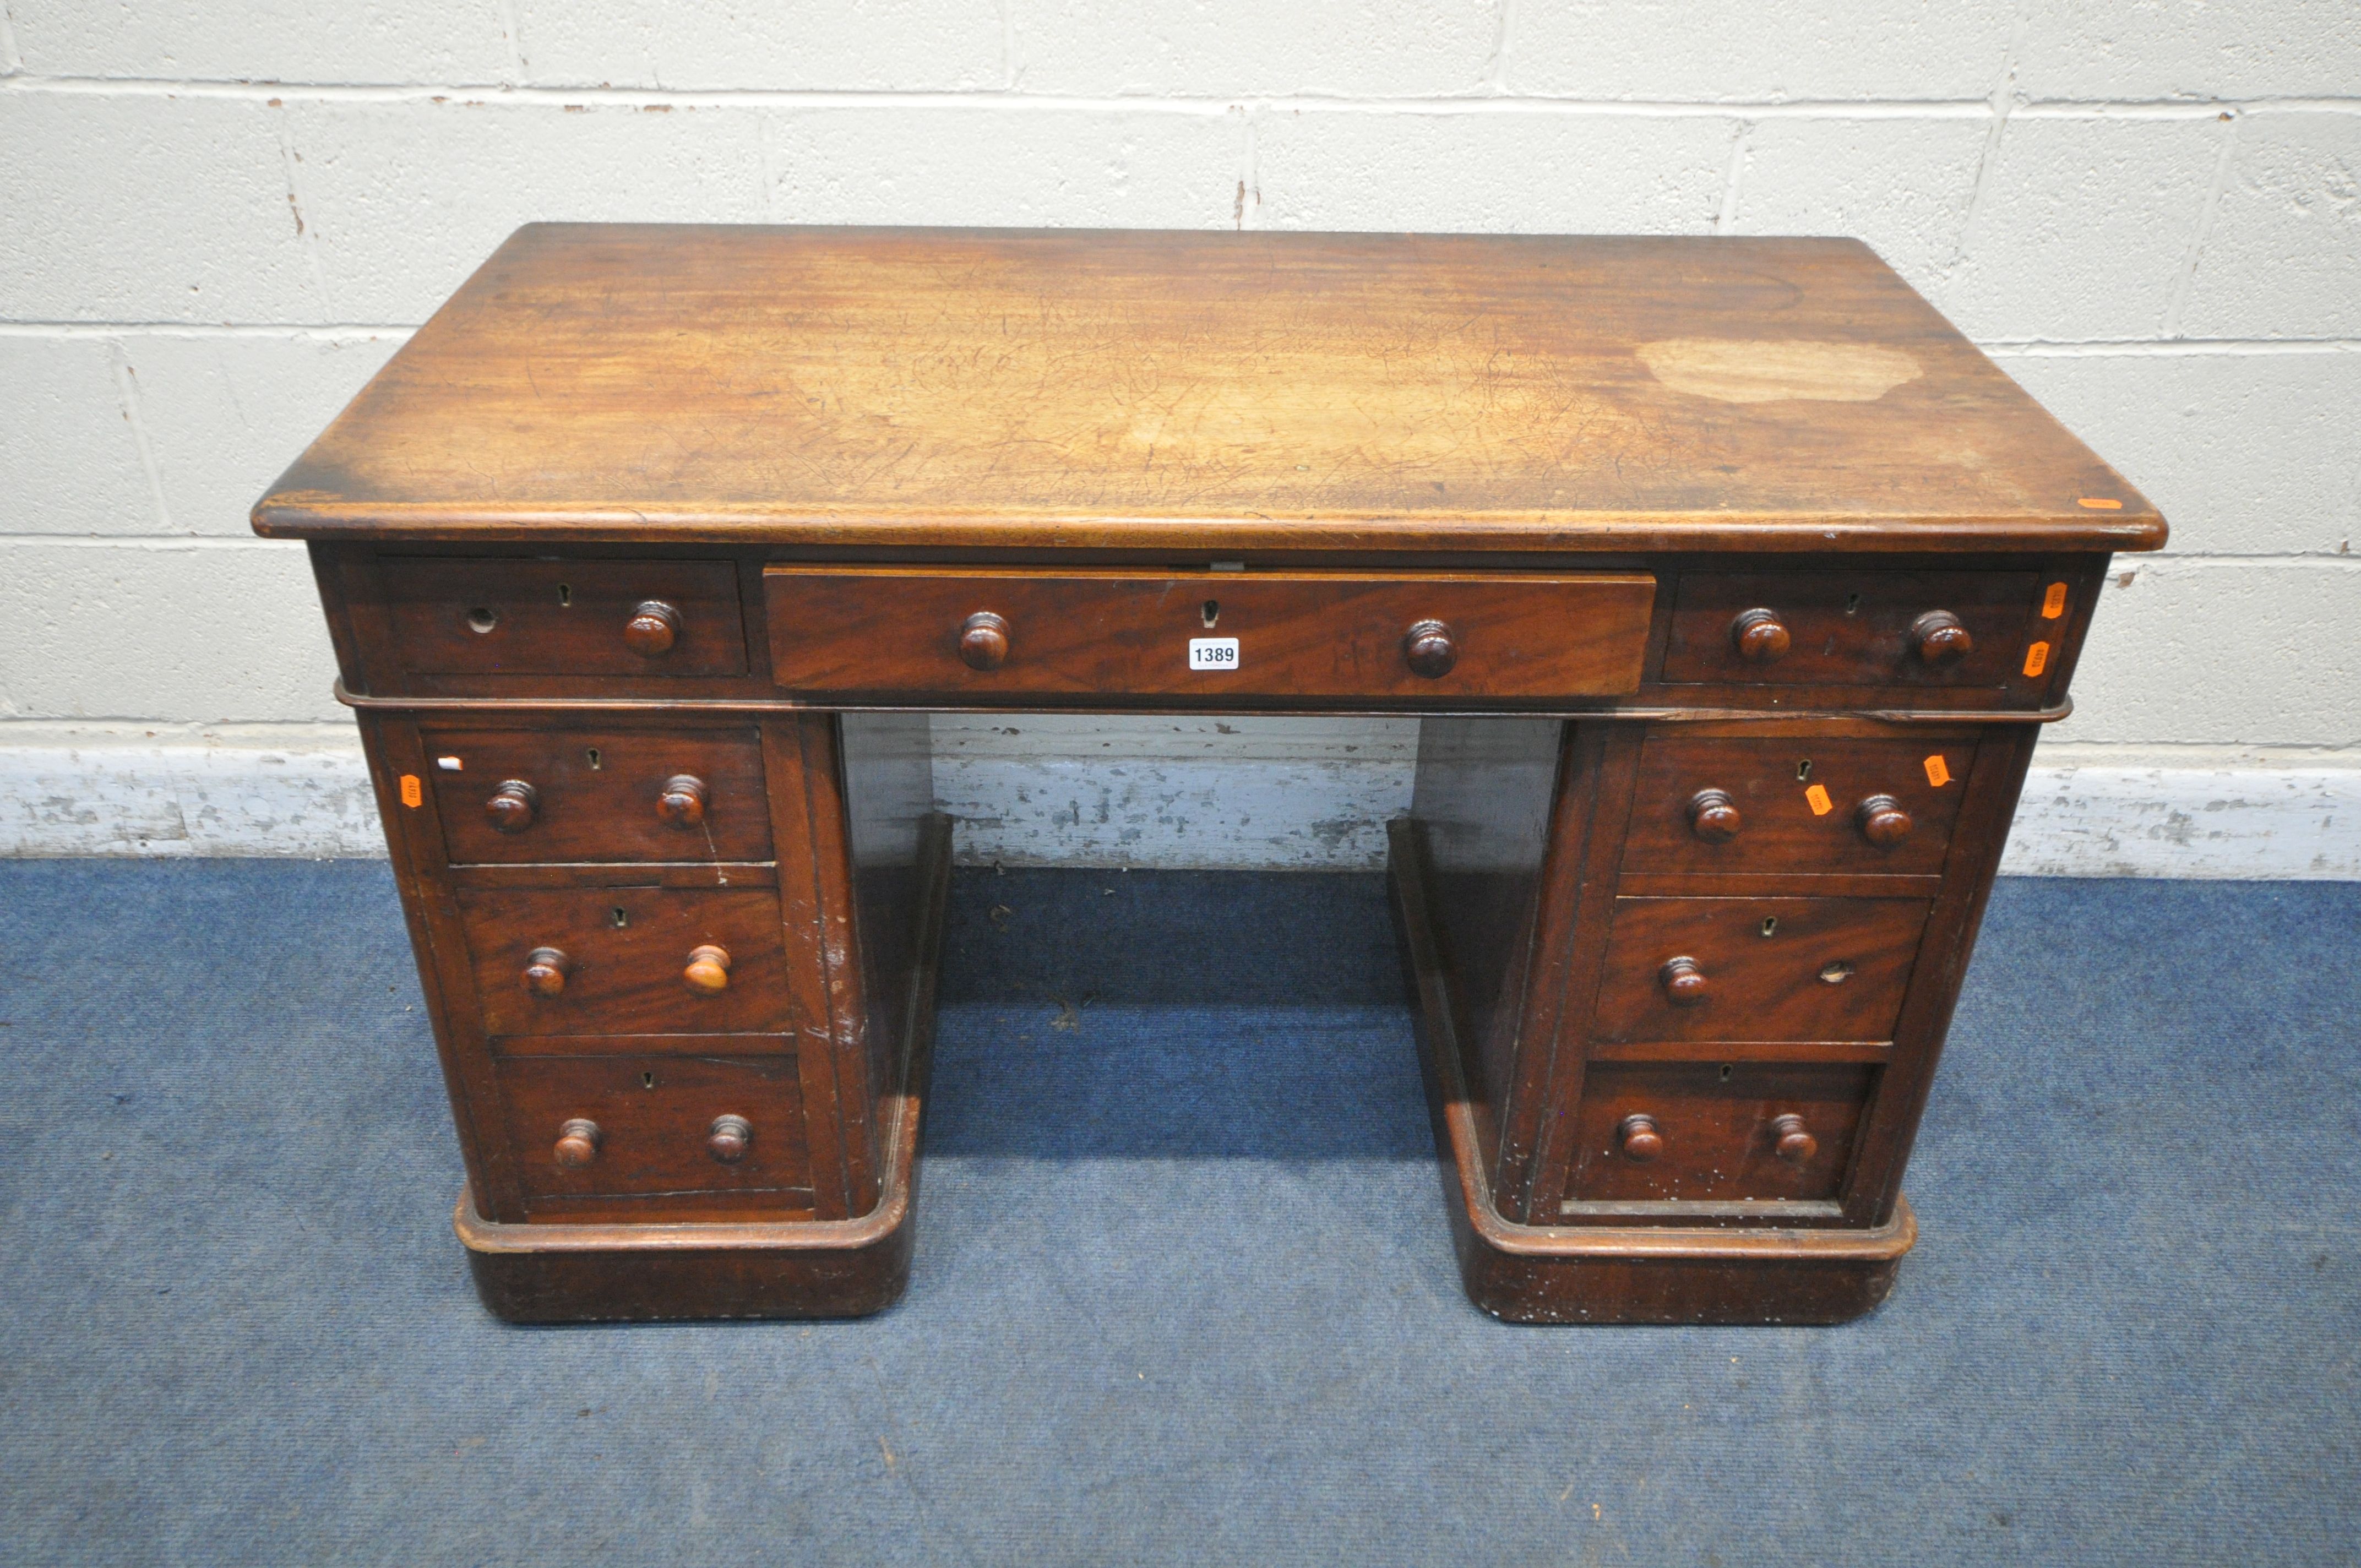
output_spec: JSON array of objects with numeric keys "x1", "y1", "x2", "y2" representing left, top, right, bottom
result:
[{"x1": 350, "y1": 687, "x2": 950, "y2": 1324}]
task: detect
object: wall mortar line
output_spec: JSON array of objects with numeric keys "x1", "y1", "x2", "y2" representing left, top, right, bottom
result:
[
  {"x1": 3, "y1": 70, "x2": 2358, "y2": 115},
  {"x1": 0, "y1": 322, "x2": 420, "y2": 338}
]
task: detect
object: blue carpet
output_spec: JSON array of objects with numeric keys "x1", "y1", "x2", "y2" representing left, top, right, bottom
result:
[{"x1": 0, "y1": 859, "x2": 2354, "y2": 1566}]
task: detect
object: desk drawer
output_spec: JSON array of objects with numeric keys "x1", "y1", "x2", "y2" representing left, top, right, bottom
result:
[
  {"x1": 497, "y1": 1053, "x2": 814, "y2": 1208},
  {"x1": 765, "y1": 568, "x2": 1655, "y2": 700},
  {"x1": 422, "y1": 725, "x2": 771, "y2": 865},
  {"x1": 382, "y1": 558, "x2": 747, "y2": 677},
  {"x1": 1623, "y1": 734, "x2": 1972, "y2": 878},
  {"x1": 1662, "y1": 570, "x2": 2046, "y2": 690},
  {"x1": 1591, "y1": 895, "x2": 1929, "y2": 1044},
  {"x1": 1567, "y1": 1063, "x2": 1870, "y2": 1203},
  {"x1": 457, "y1": 886, "x2": 793, "y2": 1037}
]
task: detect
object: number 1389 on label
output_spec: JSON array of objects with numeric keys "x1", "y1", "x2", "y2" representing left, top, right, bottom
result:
[{"x1": 1188, "y1": 637, "x2": 1240, "y2": 672}]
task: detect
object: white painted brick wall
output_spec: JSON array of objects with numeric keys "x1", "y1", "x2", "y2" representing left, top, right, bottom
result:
[{"x1": 2, "y1": 1, "x2": 2355, "y2": 875}]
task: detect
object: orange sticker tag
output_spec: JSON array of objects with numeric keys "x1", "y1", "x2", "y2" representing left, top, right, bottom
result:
[
  {"x1": 399, "y1": 774, "x2": 423, "y2": 808},
  {"x1": 1804, "y1": 783, "x2": 1832, "y2": 816},
  {"x1": 2042, "y1": 582, "x2": 2069, "y2": 619},
  {"x1": 2023, "y1": 641, "x2": 2051, "y2": 677},
  {"x1": 1924, "y1": 754, "x2": 1952, "y2": 788},
  {"x1": 2077, "y1": 497, "x2": 2123, "y2": 510}
]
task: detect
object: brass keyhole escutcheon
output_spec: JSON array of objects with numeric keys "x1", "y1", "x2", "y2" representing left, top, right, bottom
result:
[
  {"x1": 557, "y1": 583, "x2": 572, "y2": 607},
  {"x1": 585, "y1": 747, "x2": 602, "y2": 770},
  {"x1": 1796, "y1": 759, "x2": 1814, "y2": 781},
  {"x1": 611, "y1": 906, "x2": 629, "y2": 928},
  {"x1": 1760, "y1": 916, "x2": 1780, "y2": 938},
  {"x1": 1201, "y1": 599, "x2": 1220, "y2": 628},
  {"x1": 640, "y1": 1071, "x2": 655, "y2": 1090}
]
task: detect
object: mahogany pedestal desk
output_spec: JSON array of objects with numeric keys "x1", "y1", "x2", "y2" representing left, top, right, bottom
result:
[{"x1": 257, "y1": 225, "x2": 2165, "y2": 1325}]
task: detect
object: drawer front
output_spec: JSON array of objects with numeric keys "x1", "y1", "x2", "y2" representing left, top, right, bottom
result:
[
  {"x1": 458, "y1": 887, "x2": 793, "y2": 1037},
  {"x1": 382, "y1": 558, "x2": 747, "y2": 677},
  {"x1": 423, "y1": 725, "x2": 772, "y2": 865},
  {"x1": 1591, "y1": 896, "x2": 1930, "y2": 1044},
  {"x1": 1662, "y1": 570, "x2": 2044, "y2": 690},
  {"x1": 1568, "y1": 1063, "x2": 1871, "y2": 1203},
  {"x1": 1623, "y1": 734, "x2": 1972, "y2": 877},
  {"x1": 497, "y1": 1053, "x2": 813, "y2": 1206},
  {"x1": 765, "y1": 568, "x2": 1656, "y2": 700}
]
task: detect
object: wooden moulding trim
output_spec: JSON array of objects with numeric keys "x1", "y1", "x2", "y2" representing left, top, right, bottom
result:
[
  {"x1": 251, "y1": 502, "x2": 2170, "y2": 555},
  {"x1": 336, "y1": 680, "x2": 2072, "y2": 728},
  {"x1": 453, "y1": 812, "x2": 953, "y2": 1260},
  {"x1": 1389, "y1": 817, "x2": 1918, "y2": 1266}
]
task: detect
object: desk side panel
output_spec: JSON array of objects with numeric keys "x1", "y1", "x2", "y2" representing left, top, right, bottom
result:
[{"x1": 1410, "y1": 717, "x2": 1597, "y2": 1219}]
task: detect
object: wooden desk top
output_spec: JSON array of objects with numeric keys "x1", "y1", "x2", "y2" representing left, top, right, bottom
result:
[{"x1": 254, "y1": 225, "x2": 2162, "y2": 556}]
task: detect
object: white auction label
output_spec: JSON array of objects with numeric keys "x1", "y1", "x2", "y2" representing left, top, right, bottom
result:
[{"x1": 1188, "y1": 637, "x2": 1241, "y2": 672}]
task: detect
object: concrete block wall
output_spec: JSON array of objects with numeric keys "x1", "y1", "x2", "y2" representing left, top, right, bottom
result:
[{"x1": 3, "y1": 2, "x2": 2355, "y2": 874}]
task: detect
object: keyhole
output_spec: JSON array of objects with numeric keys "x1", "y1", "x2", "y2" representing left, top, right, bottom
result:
[
  {"x1": 558, "y1": 583, "x2": 573, "y2": 607},
  {"x1": 1796, "y1": 759, "x2": 1814, "y2": 781},
  {"x1": 585, "y1": 748, "x2": 602, "y2": 770},
  {"x1": 1843, "y1": 592, "x2": 1862, "y2": 616},
  {"x1": 465, "y1": 607, "x2": 498, "y2": 634},
  {"x1": 1201, "y1": 599, "x2": 1220, "y2": 628},
  {"x1": 640, "y1": 1071, "x2": 655, "y2": 1090},
  {"x1": 611, "y1": 907, "x2": 629, "y2": 928},
  {"x1": 1759, "y1": 916, "x2": 1780, "y2": 938},
  {"x1": 1718, "y1": 1064, "x2": 1734, "y2": 1083}
]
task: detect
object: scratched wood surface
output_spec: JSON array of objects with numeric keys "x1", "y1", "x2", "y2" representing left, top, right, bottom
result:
[{"x1": 253, "y1": 225, "x2": 2163, "y2": 554}]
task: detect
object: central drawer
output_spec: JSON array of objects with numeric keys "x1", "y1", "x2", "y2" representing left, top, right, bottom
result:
[{"x1": 764, "y1": 568, "x2": 1656, "y2": 700}]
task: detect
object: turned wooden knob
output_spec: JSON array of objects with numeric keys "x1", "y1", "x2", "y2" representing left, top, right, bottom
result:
[
  {"x1": 1910, "y1": 609, "x2": 1972, "y2": 666},
  {"x1": 684, "y1": 944, "x2": 732, "y2": 993},
  {"x1": 483, "y1": 779, "x2": 539, "y2": 834},
  {"x1": 656, "y1": 774, "x2": 708, "y2": 828},
  {"x1": 1771, "y1": 1112, "x2": 1819, "y2": 1164},
  {"x1": 1617, "y1": 1113, "x2": 1664, "y2": 1163},
  {"x1": 554, "y1": 1118, "x2": 601, "y2": 1168},
  {"x1": 1731, "y1": 607, "x2": 1791, "y2": 664},
  {"x1": 1856, "y1": 793, "x2": 1913, "y2": 847},
  {"x1": 1659, "y1": 956, "x2": 1710, "y2": 1006},
  {"x1": 707, "y1": 1114, "x2": 753, "y2": 1164},
  {"x1": 1687, "y1": 788, "x2": 1742, "y2": 843},
  {"x1": 959, "y1": 611, "x2": 1010, "y2": 671},
  {"x1": 523, "y1": 946, "x2": 571, "y2": 997},
  {"x1": 1403, "y1": 618, "x2": 1458, "y2": 679},
  {"x1": 624, "y1": 599, "x2": 681, "y2": 657}
]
